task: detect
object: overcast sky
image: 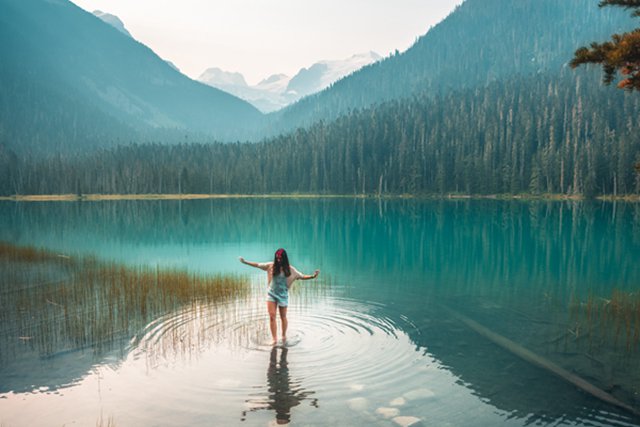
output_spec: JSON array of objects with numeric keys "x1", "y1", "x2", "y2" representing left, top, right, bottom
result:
[{"x1": 70, "y1": 0, "x2": 463, "y2": 85}]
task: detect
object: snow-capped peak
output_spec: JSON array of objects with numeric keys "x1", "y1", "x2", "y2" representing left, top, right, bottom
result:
[
  {"x1": 256, "y1": 74, "x2": 291, "y2": 92},
  {"x1": 198, "y1": 68, "x2": 248, "y2": 88},
  {"x1": 197, "y1": 51, "x2": 381, "y2": 113},
  {"x1": 287, "y1": 51, "x2": 382, "y2": 98}
]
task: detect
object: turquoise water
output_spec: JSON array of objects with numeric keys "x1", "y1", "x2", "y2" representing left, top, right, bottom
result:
[{"x1": 1, "y1": 198, "x2": 639, "y2": 426}]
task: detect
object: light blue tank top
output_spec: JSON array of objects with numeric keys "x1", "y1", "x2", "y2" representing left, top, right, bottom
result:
[{"x1": 269, "y1": 273, "x2": 288, "y2": 298}]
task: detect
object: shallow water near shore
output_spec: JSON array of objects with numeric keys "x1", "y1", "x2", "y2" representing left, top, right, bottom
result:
[{"x1": 1, "y1": 198, "x2": 640, "y2": 426}]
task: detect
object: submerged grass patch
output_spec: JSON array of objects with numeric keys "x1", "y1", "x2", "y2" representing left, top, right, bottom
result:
[
  {"x1": 446, "y1": 289, "x2": 640, "y2": 412},
  {"x1": 569, "y1": 289, "x2": 640, "y2": 352},
  {"x1": 0, "y1": 242, "x2": 250, "y2": 363}
]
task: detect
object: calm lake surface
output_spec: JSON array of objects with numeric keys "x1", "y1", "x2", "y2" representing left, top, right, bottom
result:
[{"x1": 1, "y1": 198, "x2": 639, "y2": 426}]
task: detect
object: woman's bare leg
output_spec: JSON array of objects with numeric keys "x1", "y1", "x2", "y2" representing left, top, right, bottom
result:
[
  {"x1": 267, "y1": 301, "x2": 278, "y2": 345},
  {"x1": 279, "y1": 306, "x2": 288, "y2": 342}
]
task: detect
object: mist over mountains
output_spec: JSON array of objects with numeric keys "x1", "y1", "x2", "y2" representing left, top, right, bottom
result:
[
  {"x1": 198, "y1": 52, "x2": 382, "y2": 113},
  {"x1": 267, "y1": 0, "x2": 637, "y2": 134},
  {"x1": 88, "y1": 9, "x2": 383, "y2": 113},
  {"x1": 0, "y1": 0, "x2": 261, "y2": 153},
  {"x1": 1, "y1": 0, "x2": 639, "y2": 194}
]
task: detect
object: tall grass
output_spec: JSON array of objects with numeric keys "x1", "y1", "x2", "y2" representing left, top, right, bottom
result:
[
  {"x1": 569, "y1": 289, "x2": 640, "y2": 352},
  {"x1": 0, "y1": 242, "x2": 249, "y2": 364}
]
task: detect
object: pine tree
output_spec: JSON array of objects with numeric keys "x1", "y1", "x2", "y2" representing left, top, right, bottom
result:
[{"x1": 571, "y1": 1, "x2": 640, "y2": 91}]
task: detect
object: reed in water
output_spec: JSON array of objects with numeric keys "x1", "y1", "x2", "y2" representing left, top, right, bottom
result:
[
  {"x1": 569, "y1": 289, "x2": 640, "y2": 352},
  {"x1": 0, "y1": 242, "x2": 250, "y2": 362}
]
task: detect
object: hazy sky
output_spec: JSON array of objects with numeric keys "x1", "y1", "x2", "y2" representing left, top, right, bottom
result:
[{"x1": 70, "y1": 0, "x2": 463, "y2": 85}]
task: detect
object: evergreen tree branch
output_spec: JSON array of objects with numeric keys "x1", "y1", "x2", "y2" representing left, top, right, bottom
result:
[
  {"x1": 572, "y1": 0, "x2": 640, "y2": 92},
  {"x1": 599, "y1": 0, "x2": 640, "y2": 17}
]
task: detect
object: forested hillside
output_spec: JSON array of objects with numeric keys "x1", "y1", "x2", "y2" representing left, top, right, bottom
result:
[
  {"x1": 2, "y1": 0, "x2": 635, "y2": 154},
  {"x1": 5, "y1": 70, "x2": 638, "y2": 197},
  {"x1": 1, "y1": 0, "x2": 639, "y2": 198},
  {"x1": 267, "y1": 0, "x2": 636, "y2": 135},
  {"x1": 0, "y1": 0, "x2": 262, "y2": 154}
]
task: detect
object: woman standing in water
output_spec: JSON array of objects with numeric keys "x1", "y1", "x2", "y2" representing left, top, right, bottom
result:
[{"x1": 239, "y1": 248, "x2": 320, "y2": 345}]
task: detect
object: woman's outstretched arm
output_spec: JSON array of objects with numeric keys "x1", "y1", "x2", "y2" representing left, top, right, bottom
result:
[
  {"x1": 238, "y1": 257, "x2": 269, "y2": 270},
  {"x1": 298, "y1": 269, "x2": 320, "y2": 280}
]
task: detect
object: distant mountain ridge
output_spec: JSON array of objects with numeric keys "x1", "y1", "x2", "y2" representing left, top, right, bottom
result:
[
  {"x1": 198, "y1": 52, "x2": 381, "y2": 112},
  {"x1": 287, "y1": 52, "x2": 382, "y2": 98},
  {"x1": 1, "y1": 0, "x2": 638, "y2": 155},
  {"x1": 92, "y1": 10, "x2": 182, "y2": 72},
  {"x1": 268, "y1": 0, "x2": 637, "y2": 134},
  {"x1": 0, "y1": 0, "x2": 262, "y2": 153}
]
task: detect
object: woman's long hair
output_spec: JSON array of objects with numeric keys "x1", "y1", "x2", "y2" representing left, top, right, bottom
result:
[{"x1": 273, "y1": 248, "x2": 291, "y2": 277}]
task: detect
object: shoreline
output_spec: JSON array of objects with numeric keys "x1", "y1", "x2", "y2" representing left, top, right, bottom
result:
[{"x1": 0, "y1": 193, "x2": 639, "y2": 202}]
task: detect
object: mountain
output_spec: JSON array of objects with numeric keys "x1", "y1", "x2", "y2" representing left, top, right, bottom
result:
[
  {"x1": 198, "y1": 68, "x2": 285, "y2": 112},
  {"x1": 199, "y1": 69, "x2": 295, "y2": 113},
  {"x1": 2, "y1": 0, "x2": 637, "y2": 156},
  {"x1": 3, "y1": 0, "x2": 640, "y2": 198},
  {"x1": 198, "y1": 52, "x2": 381, "y2": 113},
  {"x1": 93, "y1": 11, "x2": 181, "y2": 72},
  {"x1": 256, "y1": 74, "x2": 290, "y2": 93},
  {"x1": 92, "y1": 10, "x2": 131, "y2": 37},
  {"x1": 270, "y1": 0, "x2": 637, "y2": 133},
  {"x1": 0, "y1": 0, "x2": 262, "y2": 153},
  {"x1": 12, "y1": 69, "x2": 639, "y2": 197},
  {"x1": 287, "y1": 51, "x2": 382, "y2": 98},
  {"x1": 199, "y1": 67, "x2": 248, "y2": 88}
]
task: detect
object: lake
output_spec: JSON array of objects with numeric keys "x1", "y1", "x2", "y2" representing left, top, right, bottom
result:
[{"x1": 1, "y1": 198, "x2": 639, "y2": 426}]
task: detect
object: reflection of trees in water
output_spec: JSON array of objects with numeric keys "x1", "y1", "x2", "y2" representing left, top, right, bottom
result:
[
  {"x1": 3, "y1": 199, "x2": 640, "y2": 420},
  {"x1": 2, "y1": 199, "x2": 638, "y2": 298},
  {"x1": 243, "y1": 347, "x2": 317, "y2": 424}
]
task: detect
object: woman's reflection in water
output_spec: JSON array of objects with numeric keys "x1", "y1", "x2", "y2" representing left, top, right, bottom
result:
[{"x1": 243, "y1": 346, "x2": 318, "y2": 424}]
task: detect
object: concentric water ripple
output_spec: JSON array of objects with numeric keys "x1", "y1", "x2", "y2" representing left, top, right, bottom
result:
[
  {"x1": 129, "y1": 291, "x2": 417, "y2": 384},
  {"x1": 123, "y1": 286, "x2": 444, "y2": 425},
  {"x1": 119, "y1": 285, "x2": 640, "y2": 427}
]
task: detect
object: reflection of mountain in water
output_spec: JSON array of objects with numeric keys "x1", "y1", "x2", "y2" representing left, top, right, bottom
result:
[{"x1": 243, "y1": 347, "x2": 317, "y2": 424}]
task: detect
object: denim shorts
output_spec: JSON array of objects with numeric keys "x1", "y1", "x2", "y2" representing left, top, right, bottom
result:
[{"x1": 266, "y1": 290, "x2": 288, "y2": 307}]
